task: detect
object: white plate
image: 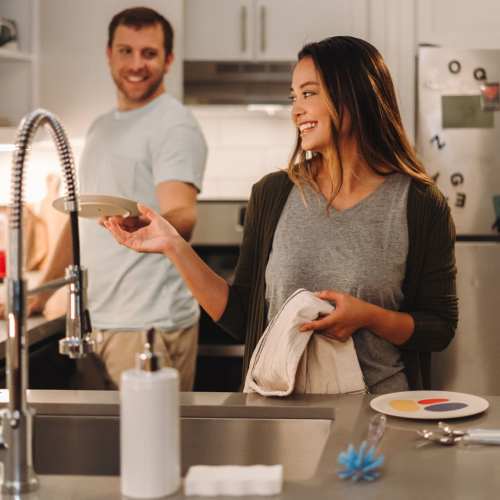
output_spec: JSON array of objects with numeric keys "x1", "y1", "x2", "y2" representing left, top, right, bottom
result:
[
  {"x1": 53, "y1": 194, "x2": 139, "y2": 219},
  {"x1": 370, "y1": 391, "x2": 489, "y2": 420}
]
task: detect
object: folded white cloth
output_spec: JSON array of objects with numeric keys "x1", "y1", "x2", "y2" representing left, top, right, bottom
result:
[
  {"x1": 184, "y1": 465, "x2": 283, "y2": 496},
  {"x1": 244, "y1": 289, "x2": 366, "y2": 396}
]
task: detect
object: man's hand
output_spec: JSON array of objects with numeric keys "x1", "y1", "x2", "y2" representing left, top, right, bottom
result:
[
  {"x1": 99, "y1": 215, "x2": 150, "y2": 232},
  {"x1": 0, "y1": 295, "x2": 46, "y2": 319}
]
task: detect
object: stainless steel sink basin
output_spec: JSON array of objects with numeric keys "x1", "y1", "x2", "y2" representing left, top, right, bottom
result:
[
  {"x1": 34, "y1": 415, "x2": 335, "y2": 480},
  {"x1": 0, "y1": 390, "x2": 338, "y2": 481}
]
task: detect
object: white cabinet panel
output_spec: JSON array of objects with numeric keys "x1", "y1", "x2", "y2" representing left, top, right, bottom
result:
[
  {"x1": 418, "y1": 0, "x2": 500, "y2": 48},
  {"x1": 255, "y1": 0, "x2": 368, "y2": 61},
  {"x1": 39, "y1": 0, "x2": 183, "y2": 137},
  {"x1": 185, "y1": 0, "x2": 369, "y2": 62},
  {"x1": 184, "y1": 0, "x2": 254, "y2": 61},
  {"x1": 369, "y1": 0, "x2": 416, "y2": 142}
]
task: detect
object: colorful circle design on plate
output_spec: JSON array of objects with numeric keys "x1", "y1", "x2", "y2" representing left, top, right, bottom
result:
[
  {"x1": 418, "y1": 398, "x2": 449, "y2": 405},
  {"x1": 389, "y1": 400, "x2": 420, "y2": 412},
  {"x1": 388, "y1": 397, "x2": 469, "y2": 413},
  {"x1": 424, "y1": 402, "x2": 468, "y2": 412}
]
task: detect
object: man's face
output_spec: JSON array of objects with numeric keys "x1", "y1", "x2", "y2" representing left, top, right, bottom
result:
[{"x1": 107, "y1": 23, "x2": 173, "y2": 110}]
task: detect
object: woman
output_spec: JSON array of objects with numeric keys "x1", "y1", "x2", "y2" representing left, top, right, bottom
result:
[{"x1": 105, "y1": 36, "x2": 458, "y2": 393}]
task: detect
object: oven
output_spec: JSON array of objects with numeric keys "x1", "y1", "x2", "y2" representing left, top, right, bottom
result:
[{"x1": 191, "y1": 200, "x2": 247, "y2": 391}]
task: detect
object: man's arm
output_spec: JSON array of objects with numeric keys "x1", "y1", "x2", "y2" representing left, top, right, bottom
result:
[{"x1": 155, "y1": 180, "x2": 198, "y2": 241}]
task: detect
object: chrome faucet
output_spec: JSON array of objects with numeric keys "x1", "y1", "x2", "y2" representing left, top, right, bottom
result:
[{"x1": 1, "y1": 109, "x2": 94, "y2": 494}]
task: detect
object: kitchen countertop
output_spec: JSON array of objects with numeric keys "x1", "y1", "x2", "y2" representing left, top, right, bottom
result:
[
  {"x1": 0, "y1": 391, "x2": 498, "y2": 499},
  {"x1": 0, "y1": 274, "x2": 65, "y2": 359},
  {"x1": 0, "y1": 315, "x2": 65, "y2": 359}
]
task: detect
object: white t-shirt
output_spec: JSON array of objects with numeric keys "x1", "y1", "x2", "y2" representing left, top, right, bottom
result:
[{"x1": 78, "y1": 93, "x2": 207, "y2": 331}]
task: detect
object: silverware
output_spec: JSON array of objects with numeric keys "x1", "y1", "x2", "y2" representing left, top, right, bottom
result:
[
  {"x1": 417, "y1": 429, "x2": 461, "y2": 446},
  {"x1": 438, "y1": 421, "x2": 467, "y2": 437},
  {"x1": 418, "y1": 422, "x2": 500, "y2": 446}
]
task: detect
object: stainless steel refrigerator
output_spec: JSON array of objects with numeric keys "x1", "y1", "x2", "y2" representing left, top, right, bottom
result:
[{"x1": 417, "y1": 47, "x2": 500, "y2": 394}]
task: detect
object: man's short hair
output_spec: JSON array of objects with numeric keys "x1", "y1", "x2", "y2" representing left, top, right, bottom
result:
[{"x1": 108, "y1": 7, "x2": 174, "y2": 57}]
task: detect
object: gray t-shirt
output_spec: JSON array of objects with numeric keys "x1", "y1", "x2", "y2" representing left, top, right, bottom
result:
[
  {"x1": 265, "y1": 173, "x2": 411, "y2": 393},
  {"x1": 79, "y1": 94, "x2": 207, "y2": 331}
]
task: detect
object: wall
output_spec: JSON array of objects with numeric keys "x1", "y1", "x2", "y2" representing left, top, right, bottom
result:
[
  {"x1": 0, "y1": 140, "x2": 83, "y2": 206},
  {"x1": 192, "y1": 106, "x2": 294, "y2": 200},
  {"x1": 5, "y1": 0, "x2": 500, "y2": 205},
  {"x1": 38, "y1": 0, "x2": 184, "y2": 137}
]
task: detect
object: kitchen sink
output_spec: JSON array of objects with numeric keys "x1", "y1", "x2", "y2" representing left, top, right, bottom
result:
[
  {"x1": 0, "y1": 390, "x2": 338, "y2": 482},
  {"x1": 34, "y1": 415, "x2": 335, "y2": 480}
]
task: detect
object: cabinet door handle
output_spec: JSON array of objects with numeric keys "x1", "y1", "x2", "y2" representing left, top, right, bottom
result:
[
  {"x1": 240, "y1": 5, "x2": 247, "y2": 53},
  {"x1": 260, "y1": 5, "x2": 267, "y2": 53}
]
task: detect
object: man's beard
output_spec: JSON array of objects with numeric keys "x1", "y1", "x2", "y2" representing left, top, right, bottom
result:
[{"x1": 114, "y1": 72, "x2": 164, "y2": 104}]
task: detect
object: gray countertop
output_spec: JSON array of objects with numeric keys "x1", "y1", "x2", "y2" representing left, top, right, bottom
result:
[
  {"x1": 0, "y1": 389, "x2": 337, "y2": 420},
  {"x1": 0, "y1": 390, "x2": 498, "y2": 499},
  {"x1": 0, "y1": 273, "x2": 65, "y2": 359},
  {"x1": 0, "y1": 315, "x2": 65, "y2": 359},
  {"x1": 0, "y1": 271, "x2": 65, "y2": 360}
]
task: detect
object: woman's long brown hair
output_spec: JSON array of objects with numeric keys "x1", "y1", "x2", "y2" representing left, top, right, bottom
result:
[{"x1": 288, "y1": 36, "x2": 431, "y2": 204}]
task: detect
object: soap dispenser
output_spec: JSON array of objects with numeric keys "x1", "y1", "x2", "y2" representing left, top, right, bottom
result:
[{"x1": 120, "y1": 328, "x2": 180, "y2": 498}]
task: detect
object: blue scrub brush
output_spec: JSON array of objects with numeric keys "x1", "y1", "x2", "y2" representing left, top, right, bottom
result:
[{"x1": 337, "y1": 413, "x2": 386, "y2": 481}]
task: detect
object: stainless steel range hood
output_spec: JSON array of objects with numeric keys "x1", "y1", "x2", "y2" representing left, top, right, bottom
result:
[{"x1": 183, "y1": 61, "x2": 293, "y2": 104}]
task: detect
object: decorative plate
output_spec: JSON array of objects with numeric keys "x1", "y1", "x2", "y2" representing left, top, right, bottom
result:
[
  {"x1": 370, "y1": 391, "x2": 489, "y2": 419},
  {"x1": 53, "y1": 194, "x2": 139, "y2": 219}
]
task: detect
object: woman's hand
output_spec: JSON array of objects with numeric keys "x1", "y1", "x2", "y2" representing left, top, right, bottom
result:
[
  {"x1": 103, "y1": 203, "x2": 182, "y2": 255},
  {"x1": 299, "y1": 290, "x2": 374, "y2": 342}
]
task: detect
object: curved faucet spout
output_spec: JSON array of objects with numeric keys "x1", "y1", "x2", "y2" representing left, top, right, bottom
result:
[
  {"x1": 3, "y1": 109, "x2": 94, "y2": 494},
  {"x1": 9, "y1": 109, "x2": 80, "y2": 279}
]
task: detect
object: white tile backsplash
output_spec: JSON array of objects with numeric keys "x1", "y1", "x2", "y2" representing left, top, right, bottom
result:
[
  {"x1": 191, "y1": 105, "x2": 296, "y2": 200},
  {"x1": 0, "y1": 141, "x2": 84, "y2": 206},
  {"x1": 0, "y1": 106, "x2": 297, "y2": 205},
  {"x1": 204, "y1": 148, "x2": 264, "y2": 178}
]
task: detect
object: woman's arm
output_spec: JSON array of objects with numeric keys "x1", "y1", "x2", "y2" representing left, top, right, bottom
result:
[
  {"x1": 299, "y1": 290, "x2": 414, "y2": 344},
  {"x1": 399, "y1": 198, "x2": 458, "y2": 352},
  {"x1": 105, "y1": 204, "x2": 229, "y2": 321}
]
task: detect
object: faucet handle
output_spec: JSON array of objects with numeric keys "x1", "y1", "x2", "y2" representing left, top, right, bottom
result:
[
  {"x1": 59, "y1": 334, "x2": 95, "y2": 358},
  {"x1": 59, "y1": 265, "x2": 95, "y2": 359}
]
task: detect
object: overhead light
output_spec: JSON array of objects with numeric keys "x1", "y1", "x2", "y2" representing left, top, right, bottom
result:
[{"x1": 246, "y1": 104, "x2": 289, "y2": 116}]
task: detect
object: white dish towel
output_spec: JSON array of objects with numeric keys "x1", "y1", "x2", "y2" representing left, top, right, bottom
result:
[{"x1": 244, "y1": 289, "x2": 366, "y2": 396}]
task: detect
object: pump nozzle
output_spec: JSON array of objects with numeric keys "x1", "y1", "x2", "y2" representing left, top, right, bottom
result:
[{"x1": 136, "y1": 327, "x2": 162, "y2": 372}]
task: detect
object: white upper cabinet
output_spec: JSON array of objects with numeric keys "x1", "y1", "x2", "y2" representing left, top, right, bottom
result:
[
  {"x1": 418, "y1": 0, "x2": 500, "y2": 48},
  {"x1": 254, "y1": 0, "x2": 368, "y2": 61},
  {"x1": 184, "y1": 0, "x2": 254, "y2": 61},
  {"x1": 184, "y1": 0, "x2": 369, "y2": 61}
]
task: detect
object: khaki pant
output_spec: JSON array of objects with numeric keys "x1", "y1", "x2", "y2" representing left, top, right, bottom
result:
[{"x1": 79, "y1": 324, "x2": 198, "y2": 391}]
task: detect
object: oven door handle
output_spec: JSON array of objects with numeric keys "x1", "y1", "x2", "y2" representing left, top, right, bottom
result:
[{"x1": 235, "y1": 206, "x2": 247, "y2": 232}]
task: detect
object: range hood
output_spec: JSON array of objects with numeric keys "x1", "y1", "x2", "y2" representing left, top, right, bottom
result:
[{"x1": 183, "y1": 61, "x2": 294, "y2": 105}]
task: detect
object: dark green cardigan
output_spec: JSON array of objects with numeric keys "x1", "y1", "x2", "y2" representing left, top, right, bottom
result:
[{"x1": 218, "y1": 170, "x2": 458, "y2": 390}]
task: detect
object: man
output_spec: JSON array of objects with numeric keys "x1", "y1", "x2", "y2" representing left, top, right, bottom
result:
[{"x1": 2, "y1": 7, "x2": 207, "y2": 390}]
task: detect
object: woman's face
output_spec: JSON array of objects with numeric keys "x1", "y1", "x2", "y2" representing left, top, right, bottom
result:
[{"x1": 290, "y1": 57, "x2": 332, "y2": 154}]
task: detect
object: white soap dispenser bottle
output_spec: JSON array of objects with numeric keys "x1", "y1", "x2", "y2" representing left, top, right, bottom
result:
[{"x1": 120, "y1": 328, "x2": 180, "y2": 498}]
